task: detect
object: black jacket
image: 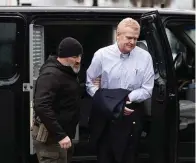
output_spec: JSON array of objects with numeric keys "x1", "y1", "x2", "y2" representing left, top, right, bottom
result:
[
  {"x1": 34, "y1": 56, "x2": 80, "y2": 142},
  {"x1": 89, "y1": 88, "x2": 144, "y2": 162},
  {"x1": 89, "y1": 88, "x2": 130, "y2": 146}
]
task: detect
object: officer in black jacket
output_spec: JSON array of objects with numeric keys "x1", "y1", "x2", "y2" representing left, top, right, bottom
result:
[{"x1": 33, "y1": 37, "x2": 83, "y2": 163}]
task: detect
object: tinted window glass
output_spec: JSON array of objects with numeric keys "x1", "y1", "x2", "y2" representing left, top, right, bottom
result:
[
  {"x1": 0, "y1": 23, "x2": 16, "y2": 79},
  {"x1": 165, "y1": 28, "x2": 187, "y2": 61},
  {"x1": 184, "y1": 27, "x2": 195, "y2": 43}
]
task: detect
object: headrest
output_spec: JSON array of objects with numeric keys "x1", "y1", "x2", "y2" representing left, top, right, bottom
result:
[{"x1": 136, "y1": 41, "x2": 148, "y2": 52}]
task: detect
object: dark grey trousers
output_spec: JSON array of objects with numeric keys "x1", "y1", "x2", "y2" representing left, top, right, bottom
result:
[{"x1": 33, "y1": 140, "x2": 73, "y2": 163}]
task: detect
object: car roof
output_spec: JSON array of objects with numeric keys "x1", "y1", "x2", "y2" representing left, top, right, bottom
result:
[{"x1": 0, "y1": 6, "x2": 195, "y2": 16}]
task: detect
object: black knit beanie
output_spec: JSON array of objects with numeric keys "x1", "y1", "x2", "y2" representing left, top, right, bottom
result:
[{"x1": 58, "y1": 37, "x2": 83, "y2": 58}]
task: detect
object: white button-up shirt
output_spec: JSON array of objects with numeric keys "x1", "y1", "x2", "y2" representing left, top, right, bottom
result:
[{"x1": 86, "y1": 43, "x2": 155, "y2": 103}]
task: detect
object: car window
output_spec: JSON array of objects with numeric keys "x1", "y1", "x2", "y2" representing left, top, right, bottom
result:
[
  {"x1": 0, "y1": 22, "x2": 16, "y2": 79},
  {"x1": 184, "y1": 27, "x2": 195, "y2": 43},
  {"x1": 165, "y1": 28, "x2": 187, "y2": 61}
]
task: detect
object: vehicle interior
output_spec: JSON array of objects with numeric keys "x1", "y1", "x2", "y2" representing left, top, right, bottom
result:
[
  {"x1": 32, "y1": 18, "x2": 195, "y2": 161},
  {"x1": 165, "y1": 21, "x2": 195, "y2": 158}
]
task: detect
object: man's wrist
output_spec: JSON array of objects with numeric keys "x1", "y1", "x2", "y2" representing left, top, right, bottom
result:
[{"x1": 125, "y1": 98, "x2": 132, "y2": 108}]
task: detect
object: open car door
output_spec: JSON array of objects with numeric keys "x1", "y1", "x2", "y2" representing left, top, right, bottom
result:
[{"x1": 140, "y1": 11, "x2": 179, "y2": 163}]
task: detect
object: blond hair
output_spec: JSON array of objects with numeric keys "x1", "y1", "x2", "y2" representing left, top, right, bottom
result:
[{"x1": 117, "y1": 18, "x2": 140, "y2": 35}]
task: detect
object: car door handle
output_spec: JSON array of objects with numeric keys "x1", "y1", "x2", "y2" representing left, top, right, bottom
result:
[
  {"x1": 156, "y1": 85, "x2": 165, "y2": 103},
  {"x1": 156, "y1": 98, "x2": 164, "y2": 103}
]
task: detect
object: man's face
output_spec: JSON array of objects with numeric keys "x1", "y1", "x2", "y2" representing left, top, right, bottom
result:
[
  {"x1": 117, "y1": 27, "x2": 140, "y2": 54},
  {"x1": 66, "y1": 55, "x2": 81, "y2": 73}
]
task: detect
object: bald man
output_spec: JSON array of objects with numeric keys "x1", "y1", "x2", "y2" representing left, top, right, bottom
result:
[{"x1": 86, "y1": 18, "x2": 155, "y2": 163}]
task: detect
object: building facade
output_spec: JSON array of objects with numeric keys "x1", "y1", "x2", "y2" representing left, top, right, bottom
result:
[{"x1": 0, "y1": 0, "x2": 195, "y2": 9}]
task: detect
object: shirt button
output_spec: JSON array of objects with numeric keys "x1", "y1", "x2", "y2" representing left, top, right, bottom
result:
[{"x1": 133, "y1": 121, "x2": 136, "y2": 124}]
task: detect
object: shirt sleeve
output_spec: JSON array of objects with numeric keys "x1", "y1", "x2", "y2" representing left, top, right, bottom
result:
[
  {"x1": 34, "y1": 73, "x2": 67, "y2": 142},
  {"x1": 128, "y1": 54, "x2": 155, "y2": 102},
  {"x1": 86, "y1": 51, "x2": 102, "y2": 97}
]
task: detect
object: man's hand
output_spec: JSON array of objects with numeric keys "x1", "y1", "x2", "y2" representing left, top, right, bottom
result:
[
  {"x1": 92, "y1": 76, "x2": 101, "y2": 88},
  {"x1": 58, "y1": 136, "x2": 71, "y2": 149},
  {"x1": 124, "y1": 101, "x2": 134, "y2": 115}
]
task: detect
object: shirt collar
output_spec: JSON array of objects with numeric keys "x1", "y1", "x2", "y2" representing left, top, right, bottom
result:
[{"x1": 114, "y1": 42, "x2": 131, "y2": 59}]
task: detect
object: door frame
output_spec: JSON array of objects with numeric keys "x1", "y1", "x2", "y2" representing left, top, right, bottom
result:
[
  {"x1": 140, "y1": 10, "x2": 179, "y2": 163},
  {"x1": 0, "y1": 13, "x2": 28, "y2": 163},
  {"x1": 163, "y1": 15, "x2": 195, "y2": 162}
]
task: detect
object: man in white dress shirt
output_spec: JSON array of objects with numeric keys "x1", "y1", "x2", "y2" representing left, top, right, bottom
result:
[{"x1": 86, "y1": 18, "x2": 155, "y2": 163}]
